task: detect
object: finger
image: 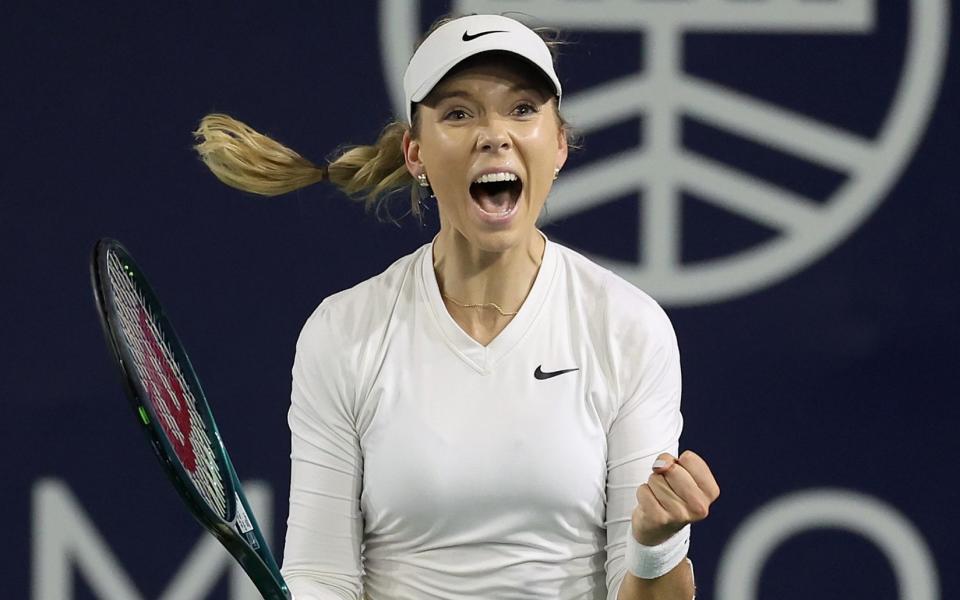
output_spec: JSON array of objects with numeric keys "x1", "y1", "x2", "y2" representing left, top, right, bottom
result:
[
  {"x1": 650, "y1": 453, "x2": 707, "y2": 510},
  {"x1": 677, "y1": 450, "x2": 721, "y2": 501},
  {"x1": 647, "y1": 473, "x2": 690, "y2": 517},
  {"x1": 659, "y1": 466, "x2": 711, "y2": 520},
  {"x1": 636, "y1": 482, "x2": 671, "y2": 521}
]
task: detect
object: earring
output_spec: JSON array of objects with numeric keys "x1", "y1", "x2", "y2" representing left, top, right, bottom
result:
[
  {"x1": 553, "y1": 167, "x2": 560, "y2": 180},
  {"x1": 417, "y1": 170, "x2": 435, "y2": 208}
]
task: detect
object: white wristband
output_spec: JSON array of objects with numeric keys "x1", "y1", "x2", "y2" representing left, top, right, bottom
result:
[{"x1": 624, "y1": 524, "x2": 691, "y2": 579}]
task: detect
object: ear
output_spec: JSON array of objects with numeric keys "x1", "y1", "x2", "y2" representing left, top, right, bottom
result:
[
  {"x1": 555, "y1": 126, "x2": 569, "y2": 172},
  {"x1": 402, "y1": 129, "x2": 424, "y2": 178}
]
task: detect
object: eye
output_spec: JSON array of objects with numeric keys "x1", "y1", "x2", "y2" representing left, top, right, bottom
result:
[
  {"x1": 444, "y1": 108, "x2": 470, "y2": 121},
  {"x1": 512, "y1": 102, "x2": 539, "y2": 117}
]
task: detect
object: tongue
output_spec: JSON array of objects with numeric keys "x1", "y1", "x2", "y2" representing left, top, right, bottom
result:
[{"x1": 475, "y1": 188, "x2": 515, "y2": 214}]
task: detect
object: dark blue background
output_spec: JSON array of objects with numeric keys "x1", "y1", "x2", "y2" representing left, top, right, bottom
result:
[{"x1": 3, "y1": 2, "x2": 957, "y2": 598}]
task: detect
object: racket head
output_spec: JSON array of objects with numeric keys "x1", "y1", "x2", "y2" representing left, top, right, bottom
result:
[
  {"x1": 91, "y1": 238, "x2": 238, "y2": 525},
  {"x1": 91, "y1": 239, "x2": 291, "y2": 599}
]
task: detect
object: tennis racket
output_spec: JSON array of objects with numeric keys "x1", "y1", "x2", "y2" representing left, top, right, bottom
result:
[{"x1": 90, "y1": 238, "x2": 290, "y2": 600}]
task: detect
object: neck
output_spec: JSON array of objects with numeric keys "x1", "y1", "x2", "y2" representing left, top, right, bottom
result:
[{"x1": 432, "y1": 229, "x2": 545, "y2": 317}]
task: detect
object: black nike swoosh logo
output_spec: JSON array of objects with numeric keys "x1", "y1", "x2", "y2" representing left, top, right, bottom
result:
[
  {"x1": 534, "y1": 365, "x2": 579, "y2": 380},
  {"x1": 462, "y1": 30, "x2": 508, "y2": 42}
]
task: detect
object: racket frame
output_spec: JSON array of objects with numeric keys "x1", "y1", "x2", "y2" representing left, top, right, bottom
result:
[{"x1": 90, "y1": 238, "x2": 290, "y2": 600}]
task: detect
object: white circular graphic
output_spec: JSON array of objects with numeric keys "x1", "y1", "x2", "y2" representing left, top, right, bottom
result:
[
  {"x1": 380, "y1": 0, "x2": 949, "y2": 306},
  {"x1": 716, "y1": 489, "x2": 939, "y2": 600}
]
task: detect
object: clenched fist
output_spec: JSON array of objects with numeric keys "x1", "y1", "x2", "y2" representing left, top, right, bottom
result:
[{"x1": 631, "y1": 450, "x2": 720, "y2": 546}]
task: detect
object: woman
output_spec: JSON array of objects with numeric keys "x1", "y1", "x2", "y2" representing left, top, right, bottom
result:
[{"x1": 195, "y1": 13, "x2": 719, "y2": 600}]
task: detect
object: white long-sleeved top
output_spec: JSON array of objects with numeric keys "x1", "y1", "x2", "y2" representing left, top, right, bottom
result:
[{"x1": 281, "y1": 234, "x2": 687, "y2": 599}]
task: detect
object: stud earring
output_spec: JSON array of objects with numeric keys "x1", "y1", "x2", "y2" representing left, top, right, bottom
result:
[
  {"x1": 553, "y1": 167, "x2": 560, "y2": 180},
  {"x1": 417, "y1": 172, "x2": 430, "y2": 188}
]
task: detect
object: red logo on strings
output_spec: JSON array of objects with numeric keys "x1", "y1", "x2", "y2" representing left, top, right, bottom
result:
[{"x1": 137, "y1": 308, "x2": 197, "y2": 472}]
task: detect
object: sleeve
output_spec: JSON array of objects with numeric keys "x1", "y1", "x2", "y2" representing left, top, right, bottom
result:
[
  {"x1": 600, "y1": 285, "x2": 689, "y2": 600},
  {"x1": 280, "y1": 306, "x2": 365, "y2": 600}
]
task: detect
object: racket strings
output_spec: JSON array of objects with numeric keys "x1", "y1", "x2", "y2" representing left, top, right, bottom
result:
[{"x1": 106, "y1": 252, "x2": 229, "y2": 519}]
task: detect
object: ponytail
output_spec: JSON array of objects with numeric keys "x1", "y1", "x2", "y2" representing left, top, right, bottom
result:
[{"x1": 193, "y1": 114, "x2": 420, "y2": 220}]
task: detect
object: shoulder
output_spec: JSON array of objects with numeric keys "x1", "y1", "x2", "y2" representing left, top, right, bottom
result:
[
  {"x1": 604, "y1": 269, "x2": 675, "y2": 345},
  {"x1": 552, "y1": 241, "x2": 674, "y2": 341},
  {"x1": 297, "y1": 244, "x2": 427, "y2": 351}
]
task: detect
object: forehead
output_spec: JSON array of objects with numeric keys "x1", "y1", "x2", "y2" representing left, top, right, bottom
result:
[{"x1": 426, "y1": 52, "x2": 555, "y2": 100}]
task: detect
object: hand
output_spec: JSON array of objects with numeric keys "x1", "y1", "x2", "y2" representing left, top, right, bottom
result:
[{"x1": 631, "y1": 450, "x2": 720, "y2": 546}]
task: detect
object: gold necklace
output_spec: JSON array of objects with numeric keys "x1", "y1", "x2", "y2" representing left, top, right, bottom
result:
[{"x1": 442, "y1": 293, "x2": 519, "y2": 317}]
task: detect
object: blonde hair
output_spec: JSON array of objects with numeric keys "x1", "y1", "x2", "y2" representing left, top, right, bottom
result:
[
  {"x1": 193, "y1": 114, "x2": 415, "y2": 219},
  {"x1": 192, "y1": 15, "x2": 574, "y2": 223}
]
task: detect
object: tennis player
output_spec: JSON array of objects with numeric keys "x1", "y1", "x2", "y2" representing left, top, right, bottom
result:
[{"x1": 195, "y1": 13, "x2": 719, "y2": 600}]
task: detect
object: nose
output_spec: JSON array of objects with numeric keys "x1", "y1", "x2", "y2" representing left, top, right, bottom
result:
[{"x1": 476, "y1": 118, "x2": 511, "y2": 153}]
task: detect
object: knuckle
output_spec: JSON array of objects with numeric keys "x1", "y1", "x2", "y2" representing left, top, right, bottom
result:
[
  {"x1": 710, "y1": 484, "x2": 721, "y2": 501},
  {"x1": 689, "y1": 501, "x2": 709, "y2": 520},
  {"x1": 680, "y1": 450, "x2": 705, "y2": 471}
]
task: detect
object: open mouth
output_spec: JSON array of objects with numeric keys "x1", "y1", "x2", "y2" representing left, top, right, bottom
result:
[{"x1": 469, "y1": 172, "x2": 523, "y2": 216}]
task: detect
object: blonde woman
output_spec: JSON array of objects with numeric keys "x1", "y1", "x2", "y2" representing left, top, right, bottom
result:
[{"x1": 195, "y1": 14, "x2": 719, "y2": 600}]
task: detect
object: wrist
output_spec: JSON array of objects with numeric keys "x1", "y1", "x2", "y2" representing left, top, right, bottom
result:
[{"x1": 624, "y1": 523, "x2": 691, "y2": 579}]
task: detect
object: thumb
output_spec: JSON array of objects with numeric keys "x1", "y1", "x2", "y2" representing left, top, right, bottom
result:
[{"x1": 651, "y1": 453, "x2": 677, "y2": 474}]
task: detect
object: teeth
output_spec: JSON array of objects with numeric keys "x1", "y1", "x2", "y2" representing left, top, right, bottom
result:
[
  {"x1": 479, "y1": 204, "x2": 515, "y2": 216},
  {"x1": 472, "y1": 172, "x2": 518, "y2": 184}
]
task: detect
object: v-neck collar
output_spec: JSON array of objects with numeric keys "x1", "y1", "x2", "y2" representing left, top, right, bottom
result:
[{"x1": 418, "y1": 231, "x2": 559, "y2": 374}]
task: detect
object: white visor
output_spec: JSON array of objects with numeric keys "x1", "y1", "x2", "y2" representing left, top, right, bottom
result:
[{"x1": 402, "y1": 14, "x2": 562, "y2": 124}]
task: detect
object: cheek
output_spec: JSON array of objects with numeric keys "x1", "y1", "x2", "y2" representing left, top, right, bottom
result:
[
  {"x1": 519, "y1": 127, "x2": 561, "y2": 190},
  {"x1": 422, "y1": 131, "x2": 469, "y2": 174},
  {"x1": 523, "y1": 123, "x2": 561, "y2": 161},
  {"x1": 421, "y1": 135, "x2": 474, "y2": 215}
]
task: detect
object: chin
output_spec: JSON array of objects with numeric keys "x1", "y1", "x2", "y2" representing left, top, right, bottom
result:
[{"x1": 443, "y1": 192, "x2": 543, "y2": 254}]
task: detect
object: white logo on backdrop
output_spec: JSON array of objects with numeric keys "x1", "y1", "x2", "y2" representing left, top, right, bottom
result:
[
  {"x1": 717, "y1": 489, "x2": 939, "y2": 600},
  {"x1": 32, "y1": 479, "x2": 274, "y2": 600},
  {"x1": 379, "y1": 0, "x2": 949, "y2": 306}
]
